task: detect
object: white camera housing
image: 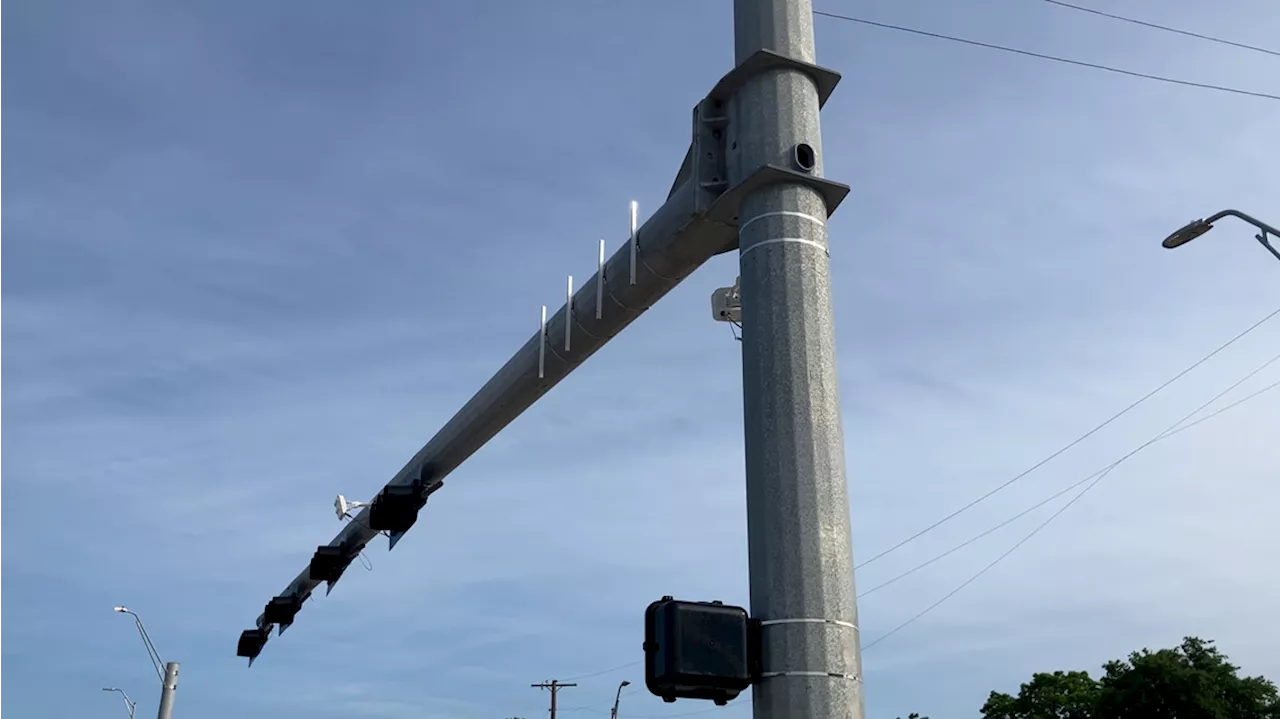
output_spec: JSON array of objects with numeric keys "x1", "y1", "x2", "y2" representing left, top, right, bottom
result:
[
  {"x1": 334, "y1": 494, "x2": 369, "y2": 521},
  {"x1": 711, "y1": 277, "x2": 742, "y2": 323}
]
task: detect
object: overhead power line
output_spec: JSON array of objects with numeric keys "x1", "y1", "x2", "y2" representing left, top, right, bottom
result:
[
  {"x1": 862, "y1": 365, "x2": 1280, "y2": 651},
  {"x1": 1038, "y1": 0, "x2": 1280, "y2": 58},
  {"x1": 863, "y1": 464, "x2": 1122, "y2": 652},
  {"x1": 858, "y1": 351, "x2": 1280, "y2": 600},
  {"x1": 813, "y1": 9, "x2": 1280, "y2": 102},
  {"x1": 558, "y1": 659, "x2": 642, "y2": 682},
  {"x1": 856, "y1": 306, "x2": 1280, "y2": 569}
]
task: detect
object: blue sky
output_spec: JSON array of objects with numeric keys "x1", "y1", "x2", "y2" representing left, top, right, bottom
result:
[{"x1": 3, "y1": 1, "x2": 1278, "y2": 717}]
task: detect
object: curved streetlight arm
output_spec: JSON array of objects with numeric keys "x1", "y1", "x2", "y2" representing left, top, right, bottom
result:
[
  {"x1": 136, "y1": 619, "x2": 165, "y2": 681},
  {"x1": 611, "y1": 680, "x2": 631, "y2": 719},
  {"x1": 103, "y1": 687, "x2": 137, "y2": 719},
  {"x1": 1204, "y1": 209, "x2": 1279, "y2": 237},
  {"x1": 1163, "y1": 209, "x2": 1280, "y2": 262},
  {"x1": 115, "y1": 608, "x2": 165, "y2": 682}
]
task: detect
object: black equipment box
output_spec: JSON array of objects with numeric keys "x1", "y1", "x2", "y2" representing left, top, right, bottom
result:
[{"x1": 644, "y1": 596, "x2": 752, "y2": 705}]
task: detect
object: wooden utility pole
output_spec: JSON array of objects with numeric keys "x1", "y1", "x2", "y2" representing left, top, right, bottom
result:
[{"x1": 531, "y1": 680, "x2": 577, "y2": 719}]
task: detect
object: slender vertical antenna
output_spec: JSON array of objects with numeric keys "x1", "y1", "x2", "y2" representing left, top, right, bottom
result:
[
  {"x1": 596, "y1": 239, "x2": 605, "y2": 320},
  {"x1": 629, "y1": 200, "x2": 638, "y2": 285},
  {"x1": 538, "y1": 305, "x2": 547, "y2": 379},
  {"x1": 565, "y1": 275, "x2": 573, "y2": 352}
]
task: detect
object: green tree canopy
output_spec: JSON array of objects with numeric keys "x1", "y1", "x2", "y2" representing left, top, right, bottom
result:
[
  {"x1": 981, "y1": 637, "x2": 1280, "y2": 719},
  {"x1": 980, "y1": 669, "x2": 1099, "y2": 719}
]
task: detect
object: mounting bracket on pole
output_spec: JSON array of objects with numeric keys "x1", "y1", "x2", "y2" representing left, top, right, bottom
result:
[
  {"x1": 538, "y1": 305, "x2": 547, "y2": 379},
  {"x1": 629, "y1": 201, "x2": 639, "y2": 285},
  {"x1": 565, "y1": 276, "x2": 574, "y2": 352},
  {"x1": 667, "y1": 48, "x2": 851, "y2": 253},
  {"x1": 596, "y1": 240, "x2": 605, "y2": 320}
]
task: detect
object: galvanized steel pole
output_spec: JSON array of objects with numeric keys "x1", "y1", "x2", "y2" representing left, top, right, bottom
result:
[
  {"x1": 155, "y1": 662, "x2": 179, "y2": 719},
  {"x1": 731, "y1": 1, "x2": 864, "y2": 718}
]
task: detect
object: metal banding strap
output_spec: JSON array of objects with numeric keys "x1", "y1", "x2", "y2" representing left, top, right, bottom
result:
[
  {"x1": 739, "y1": 211, "x2": 831, "y2": 259},
  {"x1": 738, "y1": 210, "x2": 827, "y2": 235},
  {"x1": 757, "y1": 617, "x2": 858, "y2": 631},
  {"x1": 756, "y1": 618, "x2": 860, "y2": 681},
  {"x1": 758, "y1": 671, "x2": 859, "y2": 681},
  {"x1": 740, "y1": 237, "x2": 830, "y2": 259}
]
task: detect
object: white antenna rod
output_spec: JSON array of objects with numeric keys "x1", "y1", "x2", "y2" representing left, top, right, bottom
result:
[
  {"x1": 629, "y1": 201, "x2": 638, "y2": 285},
  {"x1": 596, "y1": 239, "x2": 605, "y2": 320},
  {"x1": 538, "y1": 305, "x2": 547, "y2": 379},
  {"x1": 565, "y1": 275, "x2": 573, "y2": 352}
]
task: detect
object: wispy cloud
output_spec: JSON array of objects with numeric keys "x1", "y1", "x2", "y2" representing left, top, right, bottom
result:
[{"x1": 5, "y1": 1, "x2": 1279, "y2": 718}]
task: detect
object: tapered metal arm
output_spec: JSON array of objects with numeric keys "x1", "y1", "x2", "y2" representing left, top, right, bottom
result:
[{"x1": 248, "y1": 175, "x2": 738, "y2": 643}]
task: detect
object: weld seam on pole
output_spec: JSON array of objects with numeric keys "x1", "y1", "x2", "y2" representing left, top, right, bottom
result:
[
  {"x1": 606, "y1": 286, "x2": 639, "y2": 313},
  {"x1": 641, "y1": 257, "x2": 679, "y2": 282},
  {"x1": 573, "y1": 316, "x2": 600, "y2": 340},
  {"x1": 546, "y1": 343, "x2": 569, "y2": 364}
]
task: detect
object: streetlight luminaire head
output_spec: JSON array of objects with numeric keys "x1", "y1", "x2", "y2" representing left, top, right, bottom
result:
[
  {"x1": 1162, "y1": 219, "x2": 1214, "y2": 249},
  {"x1": 621, "y1": 680, "x2": 631, "y2": 687},
  {"x1": 113, "y1": 606, "x2": 129, "y2": 613}
]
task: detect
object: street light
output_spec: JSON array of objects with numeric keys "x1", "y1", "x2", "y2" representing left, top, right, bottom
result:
[
  {"x1": 611, "y1": 680, "x2": 632, "y2": 719},
  {"x1": 103, "y1": 687, "x2": 137, "y2": 719},
  {"x1": 113, "y1": 606, "x2": 164, "y2": 682},
  {"x1": 1162, "y1": 209, "x2": 1280, "y2": 262},
  {"x1": 113, "y1": 606, "x2": 180, "y2": 719}
]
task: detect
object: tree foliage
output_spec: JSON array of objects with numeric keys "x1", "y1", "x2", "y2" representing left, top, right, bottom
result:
[
  {"x1": 981, "y1": 670, "x2": 1099, "y2": 719},
  {"x1": 981, "y1": 637, "x2": 1280, "y2": 719}
]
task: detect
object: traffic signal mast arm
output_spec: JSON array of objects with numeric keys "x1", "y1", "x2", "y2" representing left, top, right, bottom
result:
[
  {"x1": 241, "y1": 47, "x2": 849, "y2": 664},
  {"x1": 243, "y1": 155, "x2": 738, "y2": 655}
]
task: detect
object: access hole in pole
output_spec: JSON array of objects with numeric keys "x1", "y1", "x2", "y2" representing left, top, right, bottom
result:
[{"x1": 792, "y1": 143, "x2": 816, "y2": 172}]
